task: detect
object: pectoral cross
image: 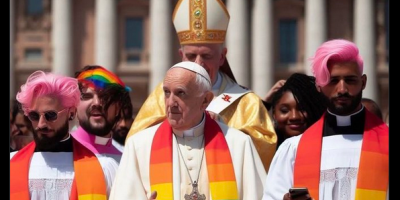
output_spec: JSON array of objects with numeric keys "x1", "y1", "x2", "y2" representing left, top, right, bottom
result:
[{"x1": 184, "y1": 181, "x2": 206, "y2": 200}]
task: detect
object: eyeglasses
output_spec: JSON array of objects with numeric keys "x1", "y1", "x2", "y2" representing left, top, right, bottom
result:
[{"x1": 27, "y1": 108, "x2": 68, "y2": 122}]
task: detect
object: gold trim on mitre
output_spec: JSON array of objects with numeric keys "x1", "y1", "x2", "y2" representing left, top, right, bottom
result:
[{"x1": 173, "y1": 0, "x2": 230, "y2": 44}]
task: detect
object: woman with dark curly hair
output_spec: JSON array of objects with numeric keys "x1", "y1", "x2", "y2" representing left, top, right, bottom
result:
[{"x1": 270, "y1": 73, "x2": 327, "y2": 148}]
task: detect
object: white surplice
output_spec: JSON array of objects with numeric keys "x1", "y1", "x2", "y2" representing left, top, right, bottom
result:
[{"x1": 262, "y1": 134, "x2": 366, "y2": 200}]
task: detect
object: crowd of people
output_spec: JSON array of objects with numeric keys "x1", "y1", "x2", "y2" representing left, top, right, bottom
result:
[{"x1": 10, "y1": 0, "x2": 388, "y2": 200}]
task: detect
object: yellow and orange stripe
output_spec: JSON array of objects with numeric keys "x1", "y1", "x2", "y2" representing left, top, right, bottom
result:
[{"x1": 150, "y1": 113, "x2": 239, "y2": 200}]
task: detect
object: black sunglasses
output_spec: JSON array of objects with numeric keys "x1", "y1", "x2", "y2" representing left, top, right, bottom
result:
[{"x1": 27, "y1": 108, "x2": 68, "y2": 122}]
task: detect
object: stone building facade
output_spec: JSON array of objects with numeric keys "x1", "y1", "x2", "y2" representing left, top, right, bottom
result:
[{"x1": 10, "y1": 0, "x2": 389, "y2": 118}]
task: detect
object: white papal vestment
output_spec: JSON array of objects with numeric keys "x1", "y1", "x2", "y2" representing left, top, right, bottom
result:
[{"x1": 110, "y1": 119, "x2": 266, "y2": 200}]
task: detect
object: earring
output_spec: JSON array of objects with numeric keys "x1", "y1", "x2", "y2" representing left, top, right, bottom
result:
[{"x1": 69, "y1": 115, "x2": 74, "y2": 120}]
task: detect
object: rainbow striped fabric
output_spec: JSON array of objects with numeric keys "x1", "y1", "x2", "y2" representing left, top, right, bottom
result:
[
  {"x1": 77, "y1": 66, "x2": 131, "y2": 92},
  {"x1": 149, "y1": 113, "x2": 239, "y2": 199},
  {"x1": 294, "y1": 111, "x2": 388, "y2": 200},
  {"x1": 10, "y1": 138, "x2": 107, "y2": 200}
]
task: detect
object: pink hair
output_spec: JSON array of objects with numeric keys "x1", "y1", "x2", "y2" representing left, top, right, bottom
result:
[
  {"x1": 16, "y1": 71, "x2": 81, "y2": 115},
  {"x1": 310, "y1": 39, "x2": 364, "y2": 87}
]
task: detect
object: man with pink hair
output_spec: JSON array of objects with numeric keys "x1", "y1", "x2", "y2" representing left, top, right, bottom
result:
[
  {"x1": 263, "y1": 39, "x2": 388, "y2": 200},
  {"x1": 10, "y1": 71, "x2": 116, "y2": 199}
]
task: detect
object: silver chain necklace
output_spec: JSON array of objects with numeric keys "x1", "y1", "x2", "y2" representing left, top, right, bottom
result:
[{"x1": 174, "y1": 134, "x2": 206, "y2": 200}]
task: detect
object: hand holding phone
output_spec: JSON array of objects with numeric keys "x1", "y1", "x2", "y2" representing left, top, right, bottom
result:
[{"x1": 289, "y1": 187, "x2": 311, "y2": 199}]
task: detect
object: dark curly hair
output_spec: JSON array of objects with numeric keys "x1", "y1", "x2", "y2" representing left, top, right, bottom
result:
[{"x1": 271, "y1": 73, "x2": 327, "y2": 147}]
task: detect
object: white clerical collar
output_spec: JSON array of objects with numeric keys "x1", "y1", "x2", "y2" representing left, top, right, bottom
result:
[
  {"x1": 60, "y1": 133, "x2": 71, "y2": 142},
  {"x1": 174, "y1": 114, "x2": 205, "y2": 138},
  {"x1": 327, "y1": 106, "x2": 364, "y2": 127},
  {"x1": 212, "y1": 71, "x2": 222, "y2": 95},
  {"x1": 94, "y1": 135, "x2": 112, "y2": 145}
]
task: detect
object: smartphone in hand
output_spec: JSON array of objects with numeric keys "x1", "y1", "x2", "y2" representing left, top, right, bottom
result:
[{"x1": 289, "y1": 187, "x2": 310, "y2": 199}]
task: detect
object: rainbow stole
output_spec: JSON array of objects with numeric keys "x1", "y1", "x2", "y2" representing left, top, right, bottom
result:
[
  {"x1": 149, "y1": 113, "x2": 239, "y2": 199},
  {"x1": 293, "y1": 111, "x2": 389, "y2": 200},
  {"x1": 76, "y1": 67, "x2": 131, "y2": 92},
  {"x1": 10, "y1": 138, "x2": 107, "y2": 200}
]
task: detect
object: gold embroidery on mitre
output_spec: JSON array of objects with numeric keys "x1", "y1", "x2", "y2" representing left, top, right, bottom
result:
[
  {"x1": 177, "y1": 30, "x2": 226, "y2": 44},
  {"x1": 177, "y1": 0, "x2": 226, "y2": 44}
]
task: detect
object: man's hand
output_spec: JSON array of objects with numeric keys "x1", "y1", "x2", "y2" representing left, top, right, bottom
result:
[
  {"x1": 283, "y1": 192, "x2": 313, "y2": 200},
  {"x1": 149, "y1": 191, "x2": 157, "y2": 200},
  {"x1": 264, "y1": 79, "x2": 286, "y2": 103}
]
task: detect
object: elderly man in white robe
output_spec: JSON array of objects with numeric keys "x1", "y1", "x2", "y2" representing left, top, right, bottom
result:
[{"x1": 110, "y1": 61, "x2": 266, "y2": 200}]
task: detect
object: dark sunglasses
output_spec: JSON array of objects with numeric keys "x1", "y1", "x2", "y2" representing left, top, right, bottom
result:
[{"x1": 27, "y1": 108, "x2": 68, "y2": 122}]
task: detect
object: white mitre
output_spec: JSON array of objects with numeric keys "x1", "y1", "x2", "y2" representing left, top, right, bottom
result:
[
  {"x1": 170, "y1": 61, "x2": 212, "y2": 86},
  {"x1": 172, "y1": 0, "x2": 230, "y2": 44}
]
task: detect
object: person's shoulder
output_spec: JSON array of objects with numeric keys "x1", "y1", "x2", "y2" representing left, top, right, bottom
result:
[
  {"x1": 221, "y1": 83, "x2": 262, "y2": 104},
  {"x1": 241, "y1": 91, "x2": 261, "y2": 99},
  {"x1": 137, "y1": 123, "x2": 162, "y2": 136},
  {"x1": 126, "y1": 123, "x2": 162, "y2": 144},
  {"x1": 238, "y1": 92, "x2": 266, "y2": 107},
  {"x1": 280, "y1": 134, "x2": 302, "y2": 148},
  {"x1": 217, "y1": 121, "x2": 251, "y2": 140}
]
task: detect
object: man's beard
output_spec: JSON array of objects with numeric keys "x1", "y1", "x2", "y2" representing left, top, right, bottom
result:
[
  {"x1": 112, "y1": 127, "x2": 128, "y2": 145},
  {"x1": 324, "y1": 91, "x2": 362, "y2": 116},
  {"x1": 34, "y1": 120, "x2": 69, "y2": 151},
  {"x1": 80, "y1": 116, "x2": 116, "y2": 137}
]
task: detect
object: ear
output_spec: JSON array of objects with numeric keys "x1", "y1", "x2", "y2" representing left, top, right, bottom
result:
[
  {"x1": 202, "y1": 91, "x2": 214, "y2": 109},
  {"x1": 315, "y1": 84, "x2": 322, "y2": 92},
  {"x1": 219, "y1": 47, "x2": 227, "y2": 66},
  {"x1": 69, "y1": 113, "x2": 75, "y2": 120},
  {"x1": 68, "y1": 108, "x2": 77, "y2": 120},
  {"x1": 178, "y1": 47, "x2": 184, "y2": 58},
  {"x1": 361, "y1": 74, "x2": 367, "y2": 90}
]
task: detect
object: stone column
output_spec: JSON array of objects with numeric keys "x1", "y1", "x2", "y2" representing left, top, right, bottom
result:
[
  {"x1": 52, "y1": 0, "x2": 73, "y2": 76},
  {"x1": 226, "y1": 0, "x2": 250, "y2": 87},
  {"x1": 354, "y1": 0, "x2": 377, "y2": 100},
  {"x1": 149, "y1": 0, "x2": 173, "y2": 92},
  {"x1": 95, "y1": 0, "x2": 117, "y2": 72},
  {"x1": 251, "y1": 0, "x2": 273, "y2": 98},
  {"x1": 304, "y1": 0, "x2": 327, "y2": 75},
  {"x1": 10, "y1": 0, "x2": 14, "y2": 100}
]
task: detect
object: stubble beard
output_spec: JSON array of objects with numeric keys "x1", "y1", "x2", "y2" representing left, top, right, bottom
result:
[
  {"x1": 34, "y1": 120, "x2": 70, "y2": 151},
  {"x1": 79, "y1": 116, "x2": 116, "y2": 137},
  {"x1": 325, "y1": 91, "x2": 362, "y2": 116}
]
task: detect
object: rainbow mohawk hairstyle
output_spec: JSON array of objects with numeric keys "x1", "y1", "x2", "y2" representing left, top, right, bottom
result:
[{"x1": 76, "y1": 66, "x2": 131, "y2": 92}]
